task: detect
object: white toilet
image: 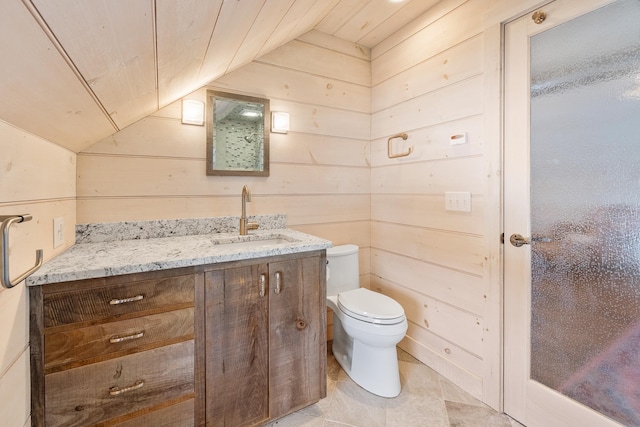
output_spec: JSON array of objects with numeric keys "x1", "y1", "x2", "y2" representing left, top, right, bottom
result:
[{"x1": 326, "y1": 244, "x2": 408, "y2": 398}]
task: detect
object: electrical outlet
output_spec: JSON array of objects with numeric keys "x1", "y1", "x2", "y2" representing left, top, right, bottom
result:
[
  {"x1": 445, "y1": 192, "x2": 472, "y2": 212},
  {"x1": 53, "y1": 217, "x2": 64, "y2": 248}
]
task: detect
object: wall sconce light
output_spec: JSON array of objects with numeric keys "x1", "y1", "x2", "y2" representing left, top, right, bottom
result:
[
  {"x1": 271, "y1": 111, "x2": 290, "y2": 134},
  {"x1": 181, "y1": 99, "x2": 205, "y2": 126}
]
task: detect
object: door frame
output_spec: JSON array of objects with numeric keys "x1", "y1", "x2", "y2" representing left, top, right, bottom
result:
[{"x1": 479, "y1": 0, "x2": 556, "y2": 412}]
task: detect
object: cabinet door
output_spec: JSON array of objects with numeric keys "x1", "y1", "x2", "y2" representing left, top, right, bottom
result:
[
  {"x1": 269, "y1": 255, "x2": 326, "y2": 419},
  {"x1": 205, "y1": 264, "x2": 269, "y2": 427}
]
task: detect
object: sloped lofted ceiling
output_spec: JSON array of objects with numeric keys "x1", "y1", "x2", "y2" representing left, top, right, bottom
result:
[{"x1": 0, "y1": 0, "x2": 439, "y2": 153}]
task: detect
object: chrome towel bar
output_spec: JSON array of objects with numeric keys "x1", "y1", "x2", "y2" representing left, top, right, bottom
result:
[
  {"x1": 0, "y1": 214, "x2": 43, "y2": 289},
  {"x1": 387, "y1": 132, "x2": 413, "y2": 159}
]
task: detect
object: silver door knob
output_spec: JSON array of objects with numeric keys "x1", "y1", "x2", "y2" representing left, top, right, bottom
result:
[{"x1": 509, "y1": 233, "x2": 552, "y2": 247}]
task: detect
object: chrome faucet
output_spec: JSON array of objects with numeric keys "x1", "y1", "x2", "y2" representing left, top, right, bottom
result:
[{"x1": 240, "y1": 185, "x2": 259, "y2": 235}]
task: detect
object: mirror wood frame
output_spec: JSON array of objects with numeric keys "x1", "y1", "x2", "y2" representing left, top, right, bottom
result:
[{"x1": 206, "y1": 90, "x2": 270, "y2": 176}]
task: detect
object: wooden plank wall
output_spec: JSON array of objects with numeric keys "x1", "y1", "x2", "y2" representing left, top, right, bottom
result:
[
  {"x1": 369, "y1": 0, "x2": 497, "y2": 402},
  {"x1": 77, "y1": 30, "x2": 372, "y2": 281},
  {"x1": 0, "y1": 0, "x2": 561, "y2": 417},
  {"x1": 0, "y1": 120, "x2": 76, "y2": 426},
  {"x1": 77, "y1": 1, "x2": 504, "y2": 405}
]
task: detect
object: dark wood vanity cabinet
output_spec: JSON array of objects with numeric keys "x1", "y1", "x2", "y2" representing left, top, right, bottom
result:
[
  {"x1": 29, "y1": 268, "x2": 204, "y2": 427},
  {"x1": 30, "y1": 250, "x2": 326, "y2": 427},
  {"x1": 204, "y1": 252, "x2": 327, "y2": 426}
]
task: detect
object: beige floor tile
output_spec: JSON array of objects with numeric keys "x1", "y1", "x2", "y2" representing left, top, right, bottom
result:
[
  {"x1": 322, "y1": 421, "x2": 359, "y2": 427},
  {"x1": 445, "y1": 401, "x2": 513, "y2": 427},
  {"x1": 268, "y1": 412, "x2": 325, "y2": 427},
  {"x1": 296, "y1": 389, "x2": 333, "y2": 419},
  {"x1": 397, "y1": 347, "x2": 422, "y2": 364},
  {"x1": 385, "y1": 390, "x2": 449, "y2": 427},
  {"x1": 398, "y1": 361, "x2": 444, "y2": 400},
  {"x1": 439, "y1": 375, "x2": 486, "y2": 408},
  {"x1": 326, "y1": 353, "x2": 344, "y2": 382},
  {"x1": 325, "y1": 381, "x2": 388, "y2": 427},
  {"x1": 276, "y1": 345, "x2": 515, "y2": 427}
]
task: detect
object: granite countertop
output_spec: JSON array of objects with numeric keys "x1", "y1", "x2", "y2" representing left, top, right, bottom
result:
[{"x1": 26, "y1": 215, "x2": 332, "y2": 286}]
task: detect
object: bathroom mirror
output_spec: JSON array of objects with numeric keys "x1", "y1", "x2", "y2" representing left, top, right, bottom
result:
[{"x1": 206, "y1": 90, "x2": 270, "y2": 176}]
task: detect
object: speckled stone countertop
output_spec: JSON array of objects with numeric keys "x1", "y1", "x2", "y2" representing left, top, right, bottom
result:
[{"x1": 26, "y1": 215, "x2": 332, "y2": 286}]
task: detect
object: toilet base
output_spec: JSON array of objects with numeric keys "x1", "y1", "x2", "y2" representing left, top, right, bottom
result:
[{"x1": 331, "y1": 314, "x2": 404, "y2": 398}]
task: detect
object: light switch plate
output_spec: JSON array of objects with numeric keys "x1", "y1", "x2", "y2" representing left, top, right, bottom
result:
[
  {"x1": 445, "y1": 192, "x2": 472, "y2": 212},
  {"x1": 53, "y1": 217, "x2": 64, "y2": 248}
]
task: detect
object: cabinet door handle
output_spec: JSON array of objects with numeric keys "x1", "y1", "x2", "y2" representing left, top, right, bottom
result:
[
  {"x1": 109, "y1": 294, "x2": 144, "y2": 305},
  {"x1": 274, "y1": 271, "x2": 282, "y2": 295},
  {"x1": 109, "y1": 379, "x2": 144, "y2": 396},
  {"x1": 109, "y1": 331, "x2": 145, "y2": 344},
  {"x1": 259, "y1": 273, "x2": 266, "y2": 297}
]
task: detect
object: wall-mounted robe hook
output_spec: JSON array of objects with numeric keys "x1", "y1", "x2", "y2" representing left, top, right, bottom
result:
[
  {"x1": 387, "y1": 132, "x2": 413, "y2": 159},
  {"x1": 0, "y1": 214, "x2": 43, "y2": 289}
]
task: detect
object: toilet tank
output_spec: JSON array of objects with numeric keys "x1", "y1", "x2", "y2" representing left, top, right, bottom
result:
[{"x1": 326, "y1": 244, "x2": 360, "y2": 296}]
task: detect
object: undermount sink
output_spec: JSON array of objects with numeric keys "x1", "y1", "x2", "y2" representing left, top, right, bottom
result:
[{"x1": 211, "y1": 235, "x2": 299, "y2": 249}]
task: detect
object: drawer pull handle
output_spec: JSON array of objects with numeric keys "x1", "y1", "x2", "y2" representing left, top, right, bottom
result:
[
  {"x1": 109, "y1": 379, "x2": 144, "y2": 396},
  {"x1": 259, "y1": 273, "x2": 266, "y2": 297},
  {"x1": 109, "y1": 294, "x2": 144, "y2": 305},
  {"x1": 109, "y1": 331, "x2": 145, "y2": 344},
  {"x1": 274, "y1": 271, "x2": 282, "y2": 295}
]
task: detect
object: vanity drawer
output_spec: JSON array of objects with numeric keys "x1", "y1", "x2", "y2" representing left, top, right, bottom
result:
[
  {"x1": 112, "y1": 398, "x2": 195, "y2": 426},
  {"x1": 43, "y1": 274, "x2": 195, "y2": 328},
  {"x1": 44, "y1": 307, "x2": 195, "y2": 373},
  {"x1": 44, "y1": 340, "x2": 194, "y2": 427}
]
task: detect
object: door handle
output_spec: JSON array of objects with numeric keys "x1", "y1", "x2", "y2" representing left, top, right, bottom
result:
[
  {"x1": 274, "y1": 271, "x2": 282, "y2": 294},
  {"x1": 510, "y1": 234, "x2": 530, "y2": 247},
  {"x1": 509, "y1": 233, "x2": 552, "y2": 247},
  {"x1": 259, "y1": 273, "x2": 266, "y2": 297}
]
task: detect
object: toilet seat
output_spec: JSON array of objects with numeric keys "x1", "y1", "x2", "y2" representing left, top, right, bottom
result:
[{"x1": 337, "y1": 288, "x2": 405, "y2": 325}]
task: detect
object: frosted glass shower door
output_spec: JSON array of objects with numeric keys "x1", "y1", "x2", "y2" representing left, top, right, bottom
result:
[{"x1": 504, "y1": 1, "x2": 640, "y2": 426}]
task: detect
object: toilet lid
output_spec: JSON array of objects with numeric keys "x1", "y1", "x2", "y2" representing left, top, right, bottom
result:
[{"x1": 337, "y1": 288, "x2": 405, "y2": 325}]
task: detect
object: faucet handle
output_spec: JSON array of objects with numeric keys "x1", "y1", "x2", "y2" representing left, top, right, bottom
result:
[
  {"x1": 242, "y1": 185, "x2": 251, "y2": 202},
  {"x1": 247, "y1": 222, "x2": 259, "y2": 231}
]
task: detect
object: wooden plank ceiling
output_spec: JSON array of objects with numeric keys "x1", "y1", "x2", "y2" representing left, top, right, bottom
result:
[{"x1": 0, "y1": 0, "x2": 438, "y2": 152}]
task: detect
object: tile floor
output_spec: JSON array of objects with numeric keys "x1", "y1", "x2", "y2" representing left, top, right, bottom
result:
[{"x1": 268, "y1": 347, "x2": 523, "y2": 427}]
